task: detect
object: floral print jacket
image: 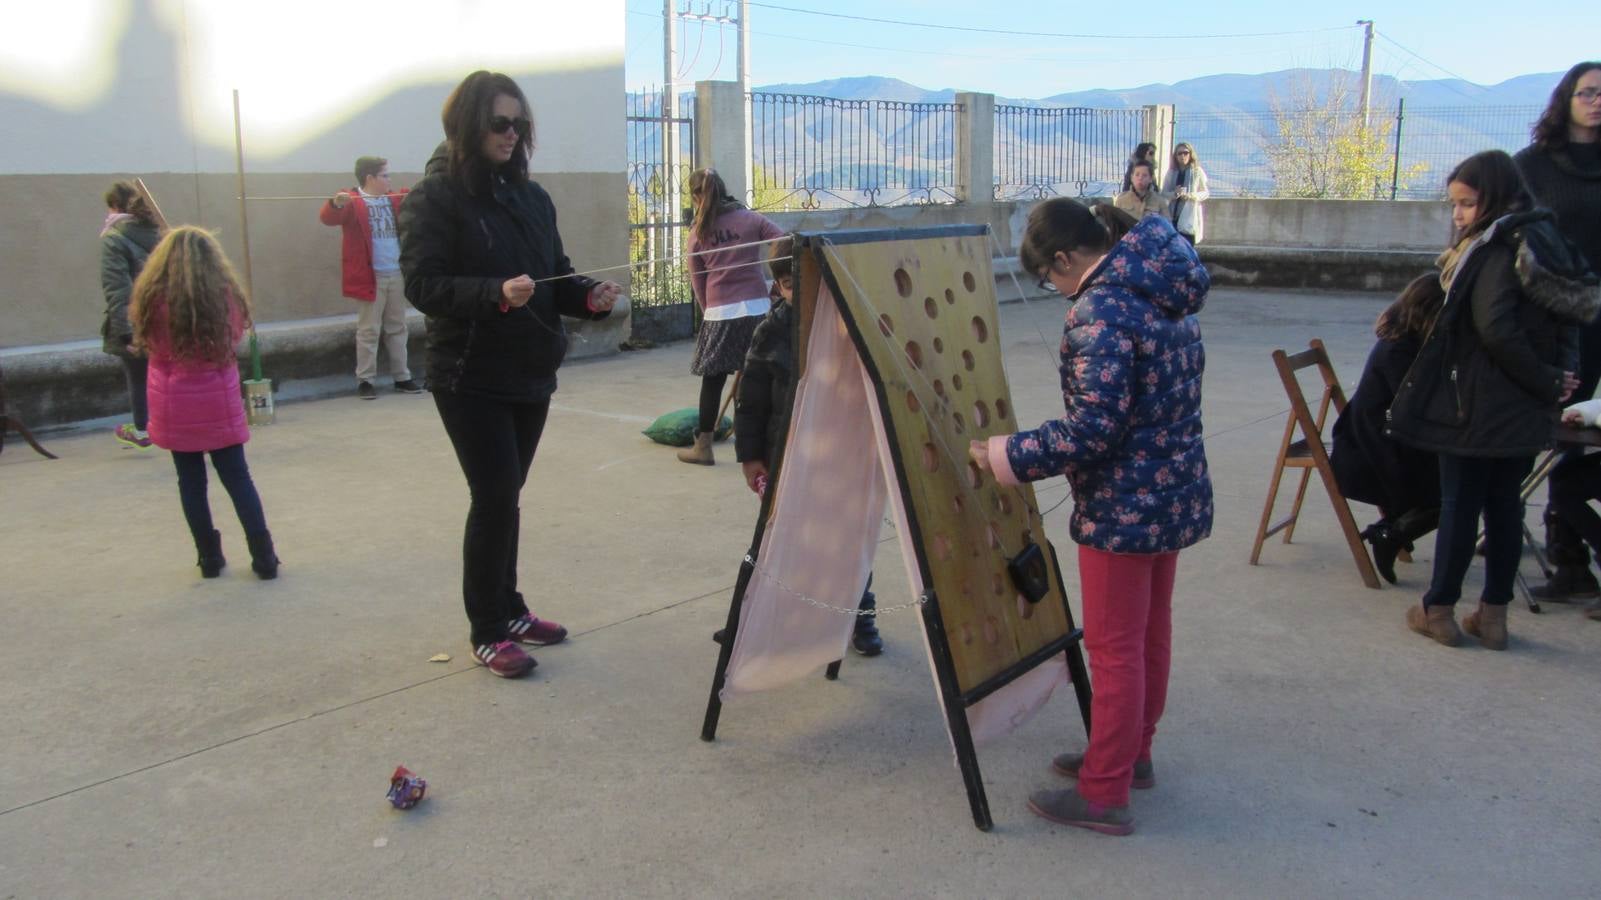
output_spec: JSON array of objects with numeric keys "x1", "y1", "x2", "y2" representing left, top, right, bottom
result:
[{"x1": 986, "y1": 214, "x2": 1214, "y2": 554}]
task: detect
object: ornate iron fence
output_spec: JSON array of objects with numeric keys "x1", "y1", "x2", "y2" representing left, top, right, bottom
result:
[
  {"x1": 748, "y1": 92, "x2": 960, "y2": 209},
  {"x1": 992, "y1": 105, "x2": 1146, "y2": 201},
  {"x1": 626, "y1": 87, "x2": 696, "y2": 341}
]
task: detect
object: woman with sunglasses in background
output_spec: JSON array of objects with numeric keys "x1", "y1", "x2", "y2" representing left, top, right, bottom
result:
[
  {"x1": 400, "y1": 70, "x2": 622, "y2": 679},
  {"x1": 1161, "y1": 143, "x2": 1209, "y2": 245},
  {"x1": 1514, "y1": 61, "x2": 1601, "y2": 603}
]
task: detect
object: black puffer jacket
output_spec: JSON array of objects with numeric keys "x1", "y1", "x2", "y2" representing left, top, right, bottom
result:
[
  {"x1": 398, "y1": 146, "x2": 604, "y2": 402},
  {"x1": 1387, "y1": 211, "x2": 1600, "y2": 457},
  {"x1": 99, "y1": 218, "x2": 161, "y2": 357},
  {"x1": 734, "y1": 290, "x2": 794, "y2": 466},
  {"x1": 1515, "y1": 143, "x2": 1601, "y2": 397}
]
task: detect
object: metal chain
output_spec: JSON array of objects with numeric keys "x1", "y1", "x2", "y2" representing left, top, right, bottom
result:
[{"x1": 743, "y1": 554, "x2": 929, "y2": 616}]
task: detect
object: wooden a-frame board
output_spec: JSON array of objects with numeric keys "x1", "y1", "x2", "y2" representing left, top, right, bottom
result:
[{"x1": 701, "y1": 225, "x2": 1091, "y2": 831}]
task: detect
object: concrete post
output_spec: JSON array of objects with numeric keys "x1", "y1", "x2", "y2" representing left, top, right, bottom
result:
[
  {"x1": 954, "y1": 92, "x2": 995, "y2": 204},
  {"x1": 694, "y1": 80, "x2": 751, "y2": 205},
  {"x1": 1143, "y1": 104, "x2": 1176, "y2": 188}
]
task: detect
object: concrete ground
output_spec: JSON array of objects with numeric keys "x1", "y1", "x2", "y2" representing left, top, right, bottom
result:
[{"x1": 2, "y1": 287, "x2": 1597, "y2": 899}]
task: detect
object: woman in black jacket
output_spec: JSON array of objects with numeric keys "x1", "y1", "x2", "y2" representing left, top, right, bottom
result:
[
  {"x1": 1387, "y1": 151, "x2": 1597, "y2": 650},
  {"x1": 1330, "y1": 275, "x2": 1444, "y2": 583},
  {"x1": 100, "y1": 182, "x2": 163, "y2": 449},
  {"x1": 1514, "y1": 61, "x2": 1601, "y2": 600},
  {"x1": 400, "y1": 70, "x2": 621, "y2": 678}
]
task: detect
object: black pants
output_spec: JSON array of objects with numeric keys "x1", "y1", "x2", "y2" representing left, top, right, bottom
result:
[
  {"x1": 120, "y1": 355, "x2": 148, "y2": 430},
  {"x1": 1422, "y1": 454, "x2": 1533, "y2": 608},
  {"x1": 434, "y1": 391, "x2": 549, "y2": 646},
  {"x1": 1549, "y1": 453, "x2": 1601, "y2": 564},
  {"x1": 171, "y1": 444, "x2": 268, "y2": 540}
]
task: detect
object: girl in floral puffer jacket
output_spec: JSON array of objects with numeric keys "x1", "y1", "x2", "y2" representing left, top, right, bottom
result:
[{"x1": 970, "y1": 200, "x2": 1212, "y2": 836}]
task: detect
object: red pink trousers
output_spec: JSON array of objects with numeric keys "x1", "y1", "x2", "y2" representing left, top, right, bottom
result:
[{"x1": 1075, "y1": 545, "x2": 1179, "y2": 807}]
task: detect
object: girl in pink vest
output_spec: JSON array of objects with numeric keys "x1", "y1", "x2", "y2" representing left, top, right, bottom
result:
[
  {"x1": 678, "y1": 168, "x2": 784, "y2": 465},
  {"x1": 131, "y1": 226, "x2": 279, "y2": 580}
]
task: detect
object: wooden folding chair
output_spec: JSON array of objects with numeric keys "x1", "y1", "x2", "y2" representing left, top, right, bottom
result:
[{"x1": 1249, "y1": 339, "x2": 1380, "y2": 588}]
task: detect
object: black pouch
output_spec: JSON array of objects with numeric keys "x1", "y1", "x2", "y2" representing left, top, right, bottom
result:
[{"x1": 1008, "y1": 542, "x2": 1050, "y2": 604}]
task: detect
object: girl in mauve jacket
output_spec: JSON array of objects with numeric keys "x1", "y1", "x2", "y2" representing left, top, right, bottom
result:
[
  {"x1": 130, "y1": 226, "x2": 278, "y2": 581},
  {"x1": 1387, "y1": 150, "x2": 1598, "y2": 650},
  {"x1": 970, "y1": 200, "x2": 1213, "y2": 836},
  {"x1": 399, "y1": 70, "x2": 621, "y2": 679}
]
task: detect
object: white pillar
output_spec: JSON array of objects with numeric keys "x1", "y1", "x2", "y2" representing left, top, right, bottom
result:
[{"x1": 954, "y1": 92, "x2": 994, "y2": 204}]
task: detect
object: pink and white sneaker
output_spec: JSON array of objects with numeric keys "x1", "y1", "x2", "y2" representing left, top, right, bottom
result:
[
  {"x1": 507, "y1": 613, "x2": 567, "y2": 646},
  {"x1": 473, "y1": 641, "x2": 537, "y2": 678}
]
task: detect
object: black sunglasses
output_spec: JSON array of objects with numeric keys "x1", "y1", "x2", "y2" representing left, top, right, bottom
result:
[{"x1": 488, "y1": 115, "x2": 531, "y2": 136}]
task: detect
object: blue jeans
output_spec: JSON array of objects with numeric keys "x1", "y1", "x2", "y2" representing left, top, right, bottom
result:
[
  {"x1": 1421, "y1": 453, "x2": 1533, "y2": 608},
  {"x1": 170, "y1": 444, "x2": 269, "y2": 541}
]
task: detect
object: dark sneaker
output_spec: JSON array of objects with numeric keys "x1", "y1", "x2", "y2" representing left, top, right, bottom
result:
[
  {"x1": 852, "y1": 590, "x2": 884, "y2": 656},
  {"x1": 394, "y1": 379, "x2": 424, "y2": 394},
  {"x1": 473, "y1": 641, "x2": 536, "y2": 678},
  {"x1": 1027, "y1": 787, "x2": 1134, "y2": 836},
  {"x1": 114, "y1": 423, "x2": 153, "y2": 449},
  {"x1": 1528, "y1": 565, "x2": 1601, "y2": 602},
  {"x1": 712, "y1": 627, "x2": 729, "y2": 644},
  {"x1": 1051, "y1": 753, "x2": 1154, "y2": 790},
  {"x1": 507, "y1": 613, "x2": 567, "y2": 646},
  {"x1": 357, "y1": 381, "x2": 378, "y2": 400}
]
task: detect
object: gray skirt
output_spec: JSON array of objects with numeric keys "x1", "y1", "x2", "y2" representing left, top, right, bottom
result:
[{"x1": 691, "y1": 314, "x2": 762, "y2": 377}]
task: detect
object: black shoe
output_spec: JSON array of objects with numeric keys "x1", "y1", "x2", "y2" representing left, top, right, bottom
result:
[
  {"x1": 246, "y1": 530, "x2": 279, "y2": 580},
  {"x1": 357, "y1": 381, "x2": 377, "y2": 400},
  {"x1": 394, "y1": 379, "x2": 424, "y2": 394},
  {"x1": 852, "y1": 591, "x2": 884, "y2": 656},
  {"x1": 1361, "y1": 522, "x2": 1402, "y2": 585},
  {"x1": 1529, "y1": 565, "x2": 1600, "y2": 603},
  {"x1": 195, "y1": 529, "x2": 225, "y2": 578},
  {"x1": 712, "y1": 627, "x2": 728, "y2": 645}
]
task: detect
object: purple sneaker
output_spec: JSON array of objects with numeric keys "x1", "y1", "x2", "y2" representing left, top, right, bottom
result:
[
  {"x1": 507, "y1": 613, "x2": 567, "y2": 646},
  {"x1": 473, "y1": 641, "x2": 536, "y2": 678},
  {"x1": 114, "y1": 423, "x2": 153, "y2": 449}
]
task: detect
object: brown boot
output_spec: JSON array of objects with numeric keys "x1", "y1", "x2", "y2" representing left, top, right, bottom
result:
[
  {"x1": 1462, "y1": 601, "x2": 1508, "y2": 651},
  {"x1": 676, "y1": 432, "x2": 714, "y2": 465},
  {"x1": 1406, "y1": 603, "x2": 1462, "y2": 647}
]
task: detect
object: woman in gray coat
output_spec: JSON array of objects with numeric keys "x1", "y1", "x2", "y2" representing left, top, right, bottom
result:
[{"x1": 100, "y1": 182, "x2": 163, "y2": 448}]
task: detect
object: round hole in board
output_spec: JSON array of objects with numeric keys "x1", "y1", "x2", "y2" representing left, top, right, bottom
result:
[
  {"x1": 932, "y1": 532, "x2": 953, "y2": 561},
  {"x1": 932, "y1": 336, "x2": 944, "y2": 354},
  {"x1": 945, "y1": 287, "x2": 957, "y2": 305},
  {"x1": 963, "y1": 271, "x2": 977, "y2": 293},
  {"x1": 925, "y1": 296, "x2": 939, "y2": 319},
  {"x1": 952, "y1": 373, "x2": 964, "y2": 392},
  {"x1": 961, "y1": 623, "x2": 975, "y2": 645},
  {"x1": 994, "y1": 492, "x2": 1013, "y2": 516},
  {"x1": 906, "y1": 389, "x2": 921, "y2": 413},
  {"x1": 951, "y1": 411, "x2": 966, "y2": 434},
  {"x1": 905, "y1": 340, "x2": 924, "y2": 369},
  {"x1": 973, "y1": 400, "x2": 990, "y2": 428},
  {"x1": 1017, "y1": 593, "x2": 1035, "y2": 620},
  {"x1": 983, "y1": 616, "x2": 999, "y2": 644},
  {"x1": 961, "y1": 349, "x2": 976, "y2": 372},
  {"x1": 894, "y1": 268, "x2": 913, "y2": 298},
  {"x1": 921, "y1": 443, "x2": 940, "y2": 473},
  {"x1": 878, "y1": 313, "x2": 894, "y2": 337},
  {"x1": 966, "y1": 461, "x2": 983, "y2": 489},
  {"x1": 995, "y1": 397, "x2": 1010, "y2": 419},
  {"x1": 971, "y1": 316, "x2": 989, "y2": 343},
  {"x1": 986, "y1": 522, "x2": 1002, "y2": 550},
  {"x1": 991, "y1": 573, "x2": 1006, "y2": 597},
  {"x1": 1021, "y1": 529, "x2": 1035, "y2": 548},
  {"x1": 952, "y1": 495, "x2": 965, "y2": 514},
  {"x1": 933, "y1": 379, "x2": 946, "y2": 400}
]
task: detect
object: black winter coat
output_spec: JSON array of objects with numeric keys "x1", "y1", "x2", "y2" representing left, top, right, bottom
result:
[
  {"x1": 733, "y1": 291, "x2": 794, "y2": 466},
  {"x1": 398, "y1": 162, "x2": 604, "y2": 402},
  {"x1": 1330, "y1": 335, "x2": 1439, "y2": 513},
  {"x1": 1515, "y1": 143, "x2": 1601, "y2": 399},
  {"x1": 99, "y1": 218, "x2": 161, "y2": 357},
  {"x1": 1387, "y1": 212, "x2": 1598, "y2": 457}
]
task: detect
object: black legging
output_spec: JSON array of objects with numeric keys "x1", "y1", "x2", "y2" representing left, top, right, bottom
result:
[
  {"x1": 433, "y1": 391, "x2": 549, "y2": 646},
  {"x1": 699, "y1": 373, "x2": 728, "y2": 435}
]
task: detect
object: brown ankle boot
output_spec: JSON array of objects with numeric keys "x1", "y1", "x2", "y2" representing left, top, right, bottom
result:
[
  {"x1": 1406, "y1": 603, "x2": 1462, "y2": 646},
  {"x1": 676, "y1": 432, "x2": 715, "y2": 465},
  {"x1": 1462, "y1": 601, "x2": 1508, "y2": 651}
]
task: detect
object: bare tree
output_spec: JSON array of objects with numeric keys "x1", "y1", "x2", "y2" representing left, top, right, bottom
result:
[{"x1": 1263, "y1": 70, "x2": 1424, "y2": 199}]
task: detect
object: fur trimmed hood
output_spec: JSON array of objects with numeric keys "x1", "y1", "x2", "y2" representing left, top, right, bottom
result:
[{"x1": 1485, "y1": 210, "x2": 1601, "y2": 325}]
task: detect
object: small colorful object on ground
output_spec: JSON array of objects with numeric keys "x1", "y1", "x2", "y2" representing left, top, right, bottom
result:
[{"x1": 386, "y1": 766, "x2": 427, "y2": 809}]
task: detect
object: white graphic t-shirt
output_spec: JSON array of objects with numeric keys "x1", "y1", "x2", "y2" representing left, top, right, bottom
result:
[{"x1": 361, "y1": 190, "x2": 401, "y2": 273}]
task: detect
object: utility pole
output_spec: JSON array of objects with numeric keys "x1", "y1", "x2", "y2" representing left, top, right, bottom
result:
[
  {"x1": 664, "y1": 0, "x2": 680, "y2": 226},
  {"x1": 1356, "y1": 19, "x2": 1375, "y2": 130},
  {"x1": 737, "y1": 0, "x2": 750, "y2": 96}
]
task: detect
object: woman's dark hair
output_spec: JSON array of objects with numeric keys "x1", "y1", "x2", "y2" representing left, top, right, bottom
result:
[
  {"x1": 1376, "y1": 274, "x2": 1446, "y2": 341},
  {"x1": 767, "y1": 236, "x2": 794, "y2": 282},
  {"x1": 688, "y1": 168, "x2": 744, "y2": 241},
  {"x1": 104, "y1": 181, "x2": 157, "y2": 227},
  {"x1": 440, "y1": 70, "x2": 535, "y2": 193},
  {"x1": 1446, "y1": 150, "x2": 1533, "y2": 239},
  {"x1": 1019, "y1": 199, "x2": 1129, "y2": 277},
  {"x1": 1121, "y1": 142, "x2": 1159, "y2": 190},
  {"x1": 1530, "y1": 61, "x2": 1601, "y2": 149}
]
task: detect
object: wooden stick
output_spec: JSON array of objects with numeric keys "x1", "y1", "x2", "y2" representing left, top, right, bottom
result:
[
  {"x1": 231, "y1": 89, "x2": 256, "y2": 303},
  {"x1": 132, "y1": 178, "x2": 170, "y2": 232}
]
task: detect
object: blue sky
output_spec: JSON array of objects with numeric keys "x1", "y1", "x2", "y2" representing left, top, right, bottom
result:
[{"x1": 626, "y1": 1, "x2": 1601, "y2": 97}]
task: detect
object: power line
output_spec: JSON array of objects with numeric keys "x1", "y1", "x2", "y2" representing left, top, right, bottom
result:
[
  {"x1": 1375, "y1": 32, "x2": 1491, "y2": 96},
  {"x1": 747, "y1": 1, "x2": 1359, "y2": 41}
]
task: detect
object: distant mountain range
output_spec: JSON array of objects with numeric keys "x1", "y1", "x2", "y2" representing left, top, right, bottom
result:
[{"x1": 629, "y1": 68, "x2": 1559, "y2": 204}]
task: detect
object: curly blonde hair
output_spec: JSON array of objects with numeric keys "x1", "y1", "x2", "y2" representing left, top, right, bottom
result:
[{"x1": 130, "y1": 226, "x2": 251, "y2": 364}]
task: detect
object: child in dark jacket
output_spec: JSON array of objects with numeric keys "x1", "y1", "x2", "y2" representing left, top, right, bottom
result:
[{"x1": 730, "y1": 238, "x2": 882, "y2": 656}]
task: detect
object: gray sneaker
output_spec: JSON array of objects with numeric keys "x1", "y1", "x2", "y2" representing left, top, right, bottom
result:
[
  {"x1": 1051, "y1": 753, "x2": 1154, "y2": 790},
  {"x1": 1027, "y1": 787, "x2": 1134, "y2": 836},
  {"x1": 357, "y1": 381, "x2": 377, "y2": 400},
  {"x1": 394, "y1": 379, "x2": 424, "y2": 394}
]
